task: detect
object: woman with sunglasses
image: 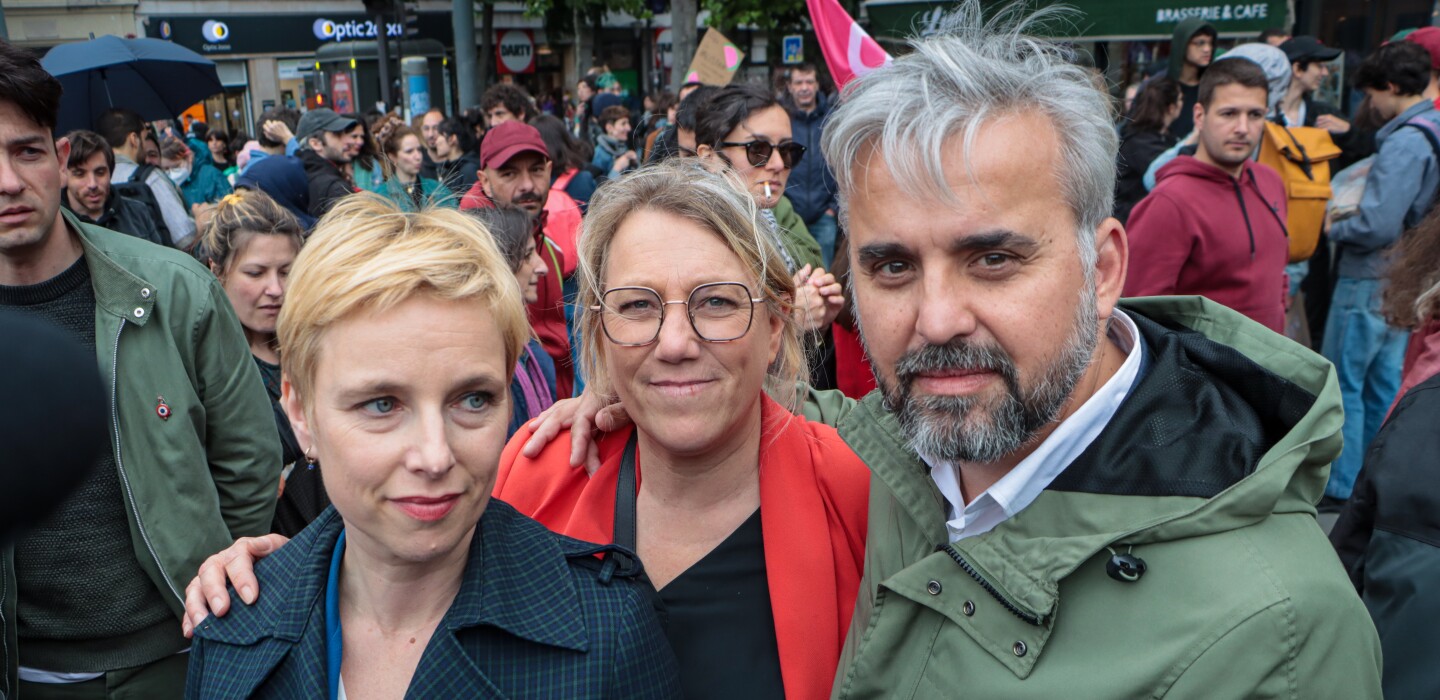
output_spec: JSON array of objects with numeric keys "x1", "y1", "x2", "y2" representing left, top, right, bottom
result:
[
  {"x1": 694, "y1": 84, "x2": 820, "y2": 272},
  {"x1": 696, "y1": 83, "x2": 844, "y2": 342},
  {"x1": 181, "y1": 161, "x2": 869, "y2": 700}
]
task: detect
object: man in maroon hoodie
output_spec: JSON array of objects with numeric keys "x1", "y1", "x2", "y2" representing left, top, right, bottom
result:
[{"x1": 1125, "y1": 58, "x2": 1290, "y2": 332}]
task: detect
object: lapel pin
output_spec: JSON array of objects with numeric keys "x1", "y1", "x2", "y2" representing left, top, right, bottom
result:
[{"x1": 156, "y1": 396, "x2": 172, "y2": 421}]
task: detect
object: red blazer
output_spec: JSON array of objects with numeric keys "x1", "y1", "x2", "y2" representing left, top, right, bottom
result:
[{"x1": 494, "y1": 396, "x2": 869, "y2": 700}]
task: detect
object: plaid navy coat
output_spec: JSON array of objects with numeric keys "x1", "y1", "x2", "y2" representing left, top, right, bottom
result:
[{"x1": 186, "y1": 501, "x2": 682, "y2": 699}]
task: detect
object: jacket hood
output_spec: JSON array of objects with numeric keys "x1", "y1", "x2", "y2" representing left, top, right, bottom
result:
[
  {"x1": 188, "y1": 136, "x2": 215, "y2": 169},
  {"x1": 840, "y1": 296, "x2": 1339, "y2": 622},
  {"x1": 1154, "y1": 152, "x2": 1246, "y2": 186},
  {"x1": 1216, "y1": 43, "x2": 1292, "y2": 113},
  {"x1": 1168, "y1": 18, "x2": 1217, "y2": 79},
  {"x1": 238, "y1": 155, "x2": 315, "y2": 230}
]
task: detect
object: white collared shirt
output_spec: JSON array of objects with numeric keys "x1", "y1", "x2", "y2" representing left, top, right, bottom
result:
[{"x1": 925, "y1": 309, "x2": 1144, "y2": 542}]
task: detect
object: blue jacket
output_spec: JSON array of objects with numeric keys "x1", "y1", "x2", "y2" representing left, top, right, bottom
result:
[
  {"x1": 782, "y1": 92, "x2": 839, "y2": 225},
  {"x1": 186, "y1": 502, "x2": 682, "y2": 699},
  {"x1": 235, "y1": 156, "x2": 315, "y2": 231},
  {"x1": 1330, "y1": 100, "x2": 1440, "y2": 279}
]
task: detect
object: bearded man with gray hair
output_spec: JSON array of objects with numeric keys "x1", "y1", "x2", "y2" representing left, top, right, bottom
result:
[
  {"x1": 810, "y1": 3, "x2": 1381, "y2": 697},
  {"x1": 174, "y1": 3, "x2": 1384, "y2": 697}
]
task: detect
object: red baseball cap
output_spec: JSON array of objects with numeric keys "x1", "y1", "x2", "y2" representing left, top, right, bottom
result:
[
  {"x1": 1407, "y1": 27, "x2": 1440, "y2": 71},
  {"x1": 480, "y1": 121, "x2": 551, "y2": 170}
]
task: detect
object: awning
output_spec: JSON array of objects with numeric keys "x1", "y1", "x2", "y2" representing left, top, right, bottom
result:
[{"x1": 864, "y1": 0, "x2": 1291, "y2": 42}]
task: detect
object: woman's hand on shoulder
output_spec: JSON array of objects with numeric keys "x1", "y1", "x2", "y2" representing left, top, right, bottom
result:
[
  {"x1": 181, "y1": 533, "x2": 289, "y2": 638},
  {"x1": 521, "y1": 390, "x2": 631, "y2": 475}
]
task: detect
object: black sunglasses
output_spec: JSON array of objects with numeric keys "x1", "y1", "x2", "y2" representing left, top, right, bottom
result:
[{"x1": 718, "y1": 140, "x2": 806, "y2": 169}]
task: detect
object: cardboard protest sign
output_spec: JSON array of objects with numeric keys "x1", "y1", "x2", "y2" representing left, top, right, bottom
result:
[{"x1": 683, "y1": 28, "x2": 745, "y2": 85}]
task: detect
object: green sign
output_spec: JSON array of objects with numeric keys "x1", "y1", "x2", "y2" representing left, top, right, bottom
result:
[{"x1": 864, "y1": 0, "x2": 1289, "y2": 41}]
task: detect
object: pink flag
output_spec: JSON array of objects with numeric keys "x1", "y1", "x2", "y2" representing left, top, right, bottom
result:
[{"x1": 807, "y1": 0, "x2": 892, "y2": 88}]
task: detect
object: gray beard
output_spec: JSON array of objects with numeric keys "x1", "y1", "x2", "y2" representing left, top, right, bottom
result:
[{"x1": 864, "y1": 285, "x2": 1100, "y2": 464}]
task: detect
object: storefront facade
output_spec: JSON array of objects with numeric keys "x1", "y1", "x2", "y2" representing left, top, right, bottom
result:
[
  {"x1": 140, "y1": 9, "x2": 455, "y2": 133},
  {"x1": 6, "y1": 0, "x2": 141, "y2": 51}
]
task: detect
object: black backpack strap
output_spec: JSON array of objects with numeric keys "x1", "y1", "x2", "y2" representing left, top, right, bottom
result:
[
  {"x1": 598, "y1": 432, "x2": 640, "y2": 580},
  {"x1": 1278, "y1": 124, "x2": 1316, "y2": 180},
  {"x1": 614, "y1": 433, "x2": 639, "y2": 551},
  {"x1": 593, "y1": 432, "x2": 668, "y2": 627}
]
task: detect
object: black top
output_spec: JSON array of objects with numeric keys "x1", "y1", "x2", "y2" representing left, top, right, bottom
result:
[
  {"x1": 258, "y1": 357, "x2": 331, "y2": 537},
  {"x1": 1167, "y1": 81, "x2": 1201, "y2": 140},
  {"x1": 656, "y1": 508, "x2": 785, "y2": 700},
  {"x1": 1115, "y1": 128, "x2": 1178, "y2": 226},
  {"x1": 0, "y1": 256, "x2": 184, "y2": 671},
  {"x1": 1330, "y1": 370, "x2": 1440, "y2": 698}
]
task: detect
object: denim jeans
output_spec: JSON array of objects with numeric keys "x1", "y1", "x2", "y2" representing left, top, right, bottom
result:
[
  {"x1": 809, "y1": 213, "x2": 839, "y2": 270},
  {"x1": 1321, "y1": 276, "x2": 1408, "y2": 500}
]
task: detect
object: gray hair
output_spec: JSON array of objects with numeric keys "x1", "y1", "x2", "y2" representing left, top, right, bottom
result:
[{"x1": 822, "y1": 0, "x2": 1116, "y2": 269}]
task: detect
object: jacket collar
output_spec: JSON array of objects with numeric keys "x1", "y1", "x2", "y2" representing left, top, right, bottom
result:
[
  {"x1": 1379, "y1": 99, "x2": 1437, "y2": 143},
  {"x1": 67, "y1": 209, "x2": 156, "y2": 326},
  {"x1": 442, "y1": 499, "x2": 589, "y2": 651},
  {"x1": 196, "y1": 501, "x2": 589, "y2": 652}
]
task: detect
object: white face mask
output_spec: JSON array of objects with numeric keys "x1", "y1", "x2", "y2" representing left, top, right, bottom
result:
[{"x1": 166, "y1": 161, "x2": 191, "y2": 186}]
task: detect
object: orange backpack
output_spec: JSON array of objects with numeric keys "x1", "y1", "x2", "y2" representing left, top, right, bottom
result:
[{"x1": 1256, "y1": 122, "x2": 1342, "y2": 262}]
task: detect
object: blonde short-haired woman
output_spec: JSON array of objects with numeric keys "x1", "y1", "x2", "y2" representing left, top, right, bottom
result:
[{"x1": 184, "y1": 194, "x2": 681, "y2": 699}]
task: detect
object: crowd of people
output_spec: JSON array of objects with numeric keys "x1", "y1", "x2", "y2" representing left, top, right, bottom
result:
[{"x1": 4, "y1": 0, "x2": 1440, "y2": 697}]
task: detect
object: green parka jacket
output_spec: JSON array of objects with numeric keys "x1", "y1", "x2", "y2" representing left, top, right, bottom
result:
[
  {"x1": 1, "y1": 213, "x2": 280, "y2": 698},
  {"x1": 805, "y1": 297, "x2": 1382, "y2": 699}
]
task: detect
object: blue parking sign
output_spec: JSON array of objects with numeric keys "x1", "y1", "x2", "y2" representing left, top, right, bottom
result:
[{"x1": 782, "y1": 35, "x2": 803, "y2": 65}]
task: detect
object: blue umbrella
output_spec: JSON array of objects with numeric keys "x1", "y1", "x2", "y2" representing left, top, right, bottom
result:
[{"x1": 41, "y1": 35, "x2": 224, "y2": 134}]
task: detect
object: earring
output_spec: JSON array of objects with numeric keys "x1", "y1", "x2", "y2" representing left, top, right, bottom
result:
[{"x1": 304, "y1": 446, "x2": 318, "y2": 468}]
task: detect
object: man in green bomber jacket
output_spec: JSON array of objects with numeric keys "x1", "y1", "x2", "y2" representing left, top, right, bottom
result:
[
  {"x1": 806, "y1": 5, "x2": 1383, "y2": 698},
  {"x1": 0, "y1": 40, "x2": 279, "y2": 698}
]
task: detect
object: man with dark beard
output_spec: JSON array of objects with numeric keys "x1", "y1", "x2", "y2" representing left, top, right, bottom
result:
[{"x1": 459, "y1": 120, "x2": 583, "y2": 399}]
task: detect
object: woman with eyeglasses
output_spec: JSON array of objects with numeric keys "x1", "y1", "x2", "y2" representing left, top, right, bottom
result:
[
  {"x1": 497, "y1": 161, "x2": 868, "y2": 700},
  {"x1": 181, "y1": 161, "x2": 868, "y2": 700}
]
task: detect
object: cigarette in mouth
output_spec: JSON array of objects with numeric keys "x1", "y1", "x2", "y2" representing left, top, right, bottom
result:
[{"x1": 764, "y1": 182, "x2": 772, "y2": 200}]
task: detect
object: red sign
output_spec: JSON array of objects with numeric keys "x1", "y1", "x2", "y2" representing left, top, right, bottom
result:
[
  {"x1": 331, "y1": 72, "x2": 354, "y2": 114},
  {"x1": 496, "y1": 29, "x2": 535, "y2": 75}
]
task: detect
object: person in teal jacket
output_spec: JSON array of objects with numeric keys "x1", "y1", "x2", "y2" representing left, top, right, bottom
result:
[
  {"x1": 372, "y1": 125, "x2": 455, "y2": 211},
  {"x1": 161, "y1": 136, "x2": 232, "y2": 209}
]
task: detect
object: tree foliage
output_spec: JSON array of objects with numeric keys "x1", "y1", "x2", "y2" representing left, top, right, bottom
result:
[
  {"x1": 701, "y1": 0, "x2": 808, "y2": 32},
  {"x1": 522, "y1": 0, "x2": 818, "y2": 33}
]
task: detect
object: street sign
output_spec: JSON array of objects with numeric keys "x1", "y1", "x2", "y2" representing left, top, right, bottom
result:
[
  {"x1": 782, "y1": 34, "x2": 804, "y2": 64},
  {"x1": 497, "y1": 29, "x2": 536, "y2": 75}
]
